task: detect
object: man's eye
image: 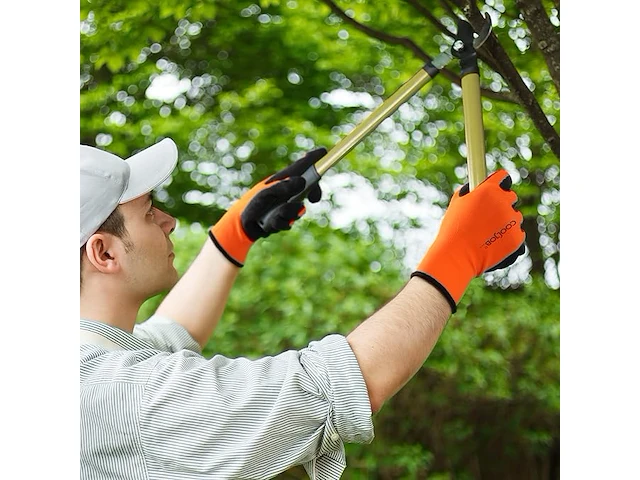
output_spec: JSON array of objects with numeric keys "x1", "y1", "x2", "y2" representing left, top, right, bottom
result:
[{"x1": 147, "y1": 207, "x2": 155, "y2": 217}]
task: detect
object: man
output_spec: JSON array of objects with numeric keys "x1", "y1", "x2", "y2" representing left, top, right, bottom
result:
[{"x1": 80, "y1": 138, "x2": 525, "y2": 479}]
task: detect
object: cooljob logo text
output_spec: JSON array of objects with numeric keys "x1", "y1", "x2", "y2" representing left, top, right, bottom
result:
[{"x1": 482, "y1": 220, "x2": 517, "y2": 249}]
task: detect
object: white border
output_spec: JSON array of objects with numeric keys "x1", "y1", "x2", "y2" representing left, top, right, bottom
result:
[{"x1": 3, "y1": 2, "x2": 77, "y2": 476}]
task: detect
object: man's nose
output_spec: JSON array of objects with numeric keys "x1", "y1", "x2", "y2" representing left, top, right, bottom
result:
[{"x1": 157, "y1": 209, "x2": 176, "y2": 234}]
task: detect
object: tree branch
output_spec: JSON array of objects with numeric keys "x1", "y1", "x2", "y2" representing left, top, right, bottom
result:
[
  {"x1": 446, "y1": 0, "x2": 560, "y2": 158},
  {"x1": 405, "y1": 0, "x2": 508, "y2": 82},
  {"x1": 404, "y1": 0, "x2": 456, "y2": 41},
  {"x1": 514, "y1": 0, "x2": 560, "y2": 93},
  {"x1": 319, "y1": 0, "x2": 518, "y2": 103}
]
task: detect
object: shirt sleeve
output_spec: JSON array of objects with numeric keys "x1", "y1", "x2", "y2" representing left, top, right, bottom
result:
[
  {"x1": 139, "y1": 334, "x2": 374, "y2": 479},
  {"x1": 132, "y1": 315, "x2": 202, "y2": 354}
]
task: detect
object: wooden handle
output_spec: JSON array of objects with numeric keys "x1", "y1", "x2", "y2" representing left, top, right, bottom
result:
[
  {"x1": 315, "y1": 68, "x2": 436, "y2": 175},
  {"x1": 460, "y1": 72, "x2": 487, "y2": 190}
]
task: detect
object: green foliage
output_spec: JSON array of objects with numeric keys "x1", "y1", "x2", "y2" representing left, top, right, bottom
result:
[{"x1": 90, "y1": 1, "x2": 560, "y2": 477}]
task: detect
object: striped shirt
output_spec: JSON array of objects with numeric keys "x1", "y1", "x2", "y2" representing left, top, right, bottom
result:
[{"x1": 80, "y1": 316, "x2": 374, "y2": 479}]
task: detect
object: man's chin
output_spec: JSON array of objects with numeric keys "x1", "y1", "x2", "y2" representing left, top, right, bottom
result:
[
  {"x1": 167, "y1": 267, "x2": 179, "y2": 288},
  {"x1": 151, "y1": 269, "x2": 179, "y2": 297}
]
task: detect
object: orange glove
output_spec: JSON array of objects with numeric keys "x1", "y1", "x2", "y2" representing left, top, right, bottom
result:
[
  {"x1": 412, "y1": 169, "x2": 526, "y2": 313},
  {"x1": 209, "y1": 148, "x2": 326, "y2": 267}
]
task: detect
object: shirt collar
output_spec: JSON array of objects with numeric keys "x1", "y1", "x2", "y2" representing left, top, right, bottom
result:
[{"x1": 80, "y1": 319, "x2": 155, "y2": 351}]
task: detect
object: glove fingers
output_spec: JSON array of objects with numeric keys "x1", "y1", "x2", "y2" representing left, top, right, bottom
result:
[
  {"x1": 483, "y1": 209, "x2": 525, "y2": 272},
  {"x1": 263, "y1": 202, "x2": 305, "y2": 233},
  {"x1": 307, "y1": 184, "x2": 322, "y2": 203},
  {"x1": 262, "y1": 176, "x2": 306, "y2": 201},
  {"x1": 240, "y1": 178, "x2": 304, "y2": 240},
  {"x1": 458, "y1": 170, "x2": 513, "y2": 199},
  {"x1": 482, "y1": 169, "x2": 511, "y2": 189},
  {"x1": 268, "y1": 216, "x2": 294, "y2": 233},
  {"x1": 485, "y1": 241, "x2": 526, "y2": 272},
  {"x1": 297, "y1": 147, "x2": 327, "y2": 170},
  {"x1": 268, "y1": 147, "x2": 328, "y2": 182},
  {"x1": 277, "y1": 201, "x2": 305, "y2": 220},
  {"x1": 499, "y1": 173, "x2": 512, "y2": 191}
]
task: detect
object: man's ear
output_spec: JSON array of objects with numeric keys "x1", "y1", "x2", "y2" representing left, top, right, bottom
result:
[{"x1": 84, "y1": 234, "x2": 122, "y2": 274}]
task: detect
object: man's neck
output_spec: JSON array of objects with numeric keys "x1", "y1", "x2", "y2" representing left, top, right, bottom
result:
[{"x1": 80, "y1": 284, "x2": 143, "y2": 332}]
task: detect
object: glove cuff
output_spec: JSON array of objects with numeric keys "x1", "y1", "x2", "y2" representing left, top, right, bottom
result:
[
  {"x1": 209, "y1": 219, "x2": 255, "y2": 267},
  {"x1": 410, "y1": 271, "x2": 458, "y2": 314}
]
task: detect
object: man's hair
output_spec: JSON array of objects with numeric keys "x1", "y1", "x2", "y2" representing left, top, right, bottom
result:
[{"x1": 80, "y1": 207, "x2": 133, "y2": 287}]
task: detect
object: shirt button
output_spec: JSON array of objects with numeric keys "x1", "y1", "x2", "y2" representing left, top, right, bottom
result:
[{"x1": 330, "y1": 433, "x2": 340, "y2": 442}]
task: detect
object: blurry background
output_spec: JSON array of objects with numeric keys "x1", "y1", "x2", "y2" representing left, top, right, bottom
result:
[{"x1": 80, "y1": 0, "x2": 560, "y2": 478}]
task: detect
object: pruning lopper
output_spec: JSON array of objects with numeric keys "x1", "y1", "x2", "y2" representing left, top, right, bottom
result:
[{"x1": 258, "y1": 13, "x2": 493, "y2": 229}]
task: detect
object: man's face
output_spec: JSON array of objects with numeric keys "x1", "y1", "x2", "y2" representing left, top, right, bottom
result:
[{"x1": 118, "y1": 194, "x2": 178, "y2": 298}]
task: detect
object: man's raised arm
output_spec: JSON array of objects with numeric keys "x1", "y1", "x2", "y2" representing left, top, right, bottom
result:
[
  {"x1": 347, "y1": 170, "x2": 526, "y2": 413},
  {"x1": 155, "y1": 149, "x2": 326, "y2": 348}
]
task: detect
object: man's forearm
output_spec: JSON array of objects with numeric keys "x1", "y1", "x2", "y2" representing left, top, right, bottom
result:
[
  {"x1": 346, "y1": 277, "x2": 451, "y2": 413},
  {"x1": 156, "y1": 241, "x2": 240, "y2": 348}
]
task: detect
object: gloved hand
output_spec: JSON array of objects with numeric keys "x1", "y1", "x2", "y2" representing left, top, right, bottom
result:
[
  {"x1": 209, "y1": 148, "x2": 326, "y2": 267},
  {"x1": 411, "y1": 169, "x2": 526, "y2": 313}
]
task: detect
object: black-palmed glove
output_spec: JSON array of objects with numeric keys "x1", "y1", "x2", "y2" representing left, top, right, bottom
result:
[{"x1": 209, "y1": 148, "x2": 326, "y2": 266}]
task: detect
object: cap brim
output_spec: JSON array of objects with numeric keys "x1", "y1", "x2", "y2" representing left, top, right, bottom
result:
[{"x1": 120, "y1": 138, "x2": 178, "y2": 204}]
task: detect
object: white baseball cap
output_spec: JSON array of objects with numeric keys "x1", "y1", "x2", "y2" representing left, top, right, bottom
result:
[{"x1": 80, "y1": 138, "x2": 178, "y2": 247}]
